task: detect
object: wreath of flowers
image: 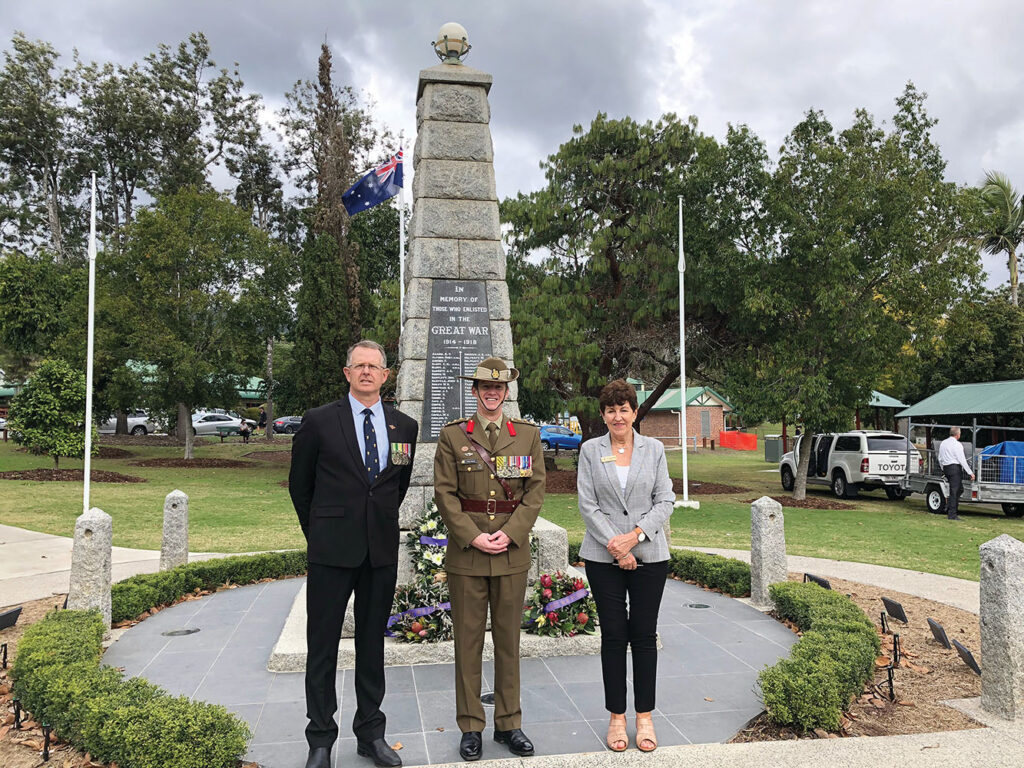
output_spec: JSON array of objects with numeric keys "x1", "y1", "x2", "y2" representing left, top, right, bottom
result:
[
  {"x1": 389, "y1": 499, "x2": 453, "y2": 643},
  {"x1": 522, "y1": 570, "x2": 598, "y2": 637}
]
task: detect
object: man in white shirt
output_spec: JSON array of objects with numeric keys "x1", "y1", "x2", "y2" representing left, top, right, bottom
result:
[{"x1": 937, "y1": 427, "x2": 974, "y2": 520}]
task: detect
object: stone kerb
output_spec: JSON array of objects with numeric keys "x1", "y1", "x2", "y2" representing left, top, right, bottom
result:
[
  {"x1": 750, "y1": 496, "x2": 787, "y2": 609},
  {"x1": 979, "y1": 533, "x2": 1024, "y2": 720},
  {"x1": 160, "y1": 489, "x2": 189, "y2": 571},
  {"x1": 67, "y1": 507, "x2": 113, "y2": 628}
]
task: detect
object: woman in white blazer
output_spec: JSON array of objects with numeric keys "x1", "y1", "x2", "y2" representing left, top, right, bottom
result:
[{"x1": 578, "y1": 379, "x2": 675, "y2": 752}]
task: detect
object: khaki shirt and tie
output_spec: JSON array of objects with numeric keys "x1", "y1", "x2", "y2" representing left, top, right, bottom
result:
[{"x1": 433, "y1": 414, "x2": 545, "y2": 733}]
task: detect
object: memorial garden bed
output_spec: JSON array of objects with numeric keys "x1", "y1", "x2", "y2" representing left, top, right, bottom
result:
[
  {"x1": 130, "y1": 457, "x2": 254, "y2": 469},
  {"x1": 744, "y1": 495, "x2": 855, "y2": 510},
  {"x1": 0, "y1": 469, "x2": 147, "y2": 483},
  {"x1": 242, "y1": 450, "x2": 292, "y2": 462}
]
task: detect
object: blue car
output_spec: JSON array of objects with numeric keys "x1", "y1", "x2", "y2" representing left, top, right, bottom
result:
[{"x1": 540, "y1": 424, "x2": 582, "y2": 451}]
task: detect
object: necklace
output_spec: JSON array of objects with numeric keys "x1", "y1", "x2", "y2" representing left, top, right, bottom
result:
[{"x1": 612, "y1": 442, "x2": 629, "y2": 454}]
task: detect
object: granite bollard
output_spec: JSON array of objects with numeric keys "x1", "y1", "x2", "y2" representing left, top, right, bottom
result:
[
  {"x1": 750, "y1": 496, "x2": 787, "y2": 609},
  {"x1": 980, "y1": 533, "x2": 1024, "y2": 720},
  {"x1": 67, "y1": 507, "x2": 112, "y2": 627},
  {"x1": 160, "y1": 489, "x2": 189, "y2": 571}
]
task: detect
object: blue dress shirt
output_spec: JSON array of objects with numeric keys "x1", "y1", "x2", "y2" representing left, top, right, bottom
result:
[{"x1": 349, "y1": 393, "x2": 389, "y2": 471}]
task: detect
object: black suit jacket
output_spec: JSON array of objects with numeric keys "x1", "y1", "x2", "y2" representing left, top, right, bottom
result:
[{"x1": 289, "y1": 397, "x2": 418, "y2": 568}]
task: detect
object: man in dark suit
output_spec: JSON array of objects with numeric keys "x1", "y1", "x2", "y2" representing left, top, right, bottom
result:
[{"x1": 289, "y1": 340, "x2": 418, "y2": 768}]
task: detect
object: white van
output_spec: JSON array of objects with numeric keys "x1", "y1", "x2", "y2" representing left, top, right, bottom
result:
[{"x1": 780, "y1": 431, "x2": 920, "y2": 499}]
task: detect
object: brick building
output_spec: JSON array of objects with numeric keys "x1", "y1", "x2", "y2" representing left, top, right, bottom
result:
[{"x1": 636, "y1": 386, "x2": 735, "y2": 447}]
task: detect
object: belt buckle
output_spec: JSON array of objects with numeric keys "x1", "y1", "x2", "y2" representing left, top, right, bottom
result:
[{"x1": 486, "y1": 498, "x2": 496, "y2": 519}]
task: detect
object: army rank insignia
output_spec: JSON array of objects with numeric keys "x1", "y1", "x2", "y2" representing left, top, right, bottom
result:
[
  {"x1": 495, "y1": 455, "x2": 533, "y2": 478},
  {"x1": 390, "y1": 443, "x2": 412, "y2": 465}
]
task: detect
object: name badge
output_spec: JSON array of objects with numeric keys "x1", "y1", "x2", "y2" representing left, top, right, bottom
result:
[
  {"x1": 390, "y1": 442, "x2": 412, "y2": 465},
  {"x1": 495, "y1": 455, "x2": 533, "y2": 478},
  {"x1": 600, "y1": 455, "x2": 617, "y2": 463}
]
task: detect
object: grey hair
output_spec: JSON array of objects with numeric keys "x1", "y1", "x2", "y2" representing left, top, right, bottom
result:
[
  {"x1": 346, "y1": 339, "x2": 388, "y2": 368},
  {"x1": 950, "y1": 426, "x2": 961, "y2": 438}
]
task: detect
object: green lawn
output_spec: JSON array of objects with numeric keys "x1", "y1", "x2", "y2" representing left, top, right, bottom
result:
[{"x1": 2, "y1": 439, "x2": 1020, "y2": 580}]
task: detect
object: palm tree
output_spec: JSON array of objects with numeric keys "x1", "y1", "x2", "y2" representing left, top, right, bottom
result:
[{"x1": 980, "y1": 171, "x2": 1024, "y2": 306}]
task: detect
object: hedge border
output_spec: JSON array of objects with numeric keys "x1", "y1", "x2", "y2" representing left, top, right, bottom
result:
[
  {"x1": 758, "y1": 581, "x2": 881, "y2": 731},
  {"x1": 11, "y1": 609, "x2": 249, "y2": 768},
  {"x1": 111, "y1": 549, "x2": 307, "y2": 623}
]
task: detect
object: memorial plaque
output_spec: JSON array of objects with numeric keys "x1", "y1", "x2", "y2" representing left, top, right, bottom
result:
[{"x1": 423, "y1": 279, "x2": 492, "y2": 439}]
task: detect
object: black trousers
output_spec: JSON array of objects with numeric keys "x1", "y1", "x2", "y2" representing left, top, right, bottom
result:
[
  {"x1": 584, "y1": 558, "x2": 668, "y2": 714},
  {"x1": 305, "y1": 559, "x2": 397, "y2": 748},
  {"x1": 942, "y1": 464, "x2": 963, "y2": 519}
]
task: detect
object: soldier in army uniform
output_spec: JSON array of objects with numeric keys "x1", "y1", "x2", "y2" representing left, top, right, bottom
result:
[{"x1": 433, "y1": 357, "x2": 545, "y2": 761}]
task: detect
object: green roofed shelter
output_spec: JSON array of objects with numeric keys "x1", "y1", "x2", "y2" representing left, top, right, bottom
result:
[
  {"x1": 636, "y1": 386, "x2": 735, "y2": 412},
  {"x1": 870, "y1": 390, "x2": 907, "y2": 409},
  {"x1": 896, "y1": 380, "x2": 1024, "y2": 419}
]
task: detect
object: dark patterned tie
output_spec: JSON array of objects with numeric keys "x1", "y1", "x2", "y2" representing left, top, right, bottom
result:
[
  {"x1": 486, "y1": 422, "x2": 498, "y2": 452},
  {"x1": 362, "y1": 408, "x2": 380, "y2": 484}
]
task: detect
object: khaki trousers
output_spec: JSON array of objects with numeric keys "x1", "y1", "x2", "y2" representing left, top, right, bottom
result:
[{"x1": 448, "y1": 570, "x2": 529, "y2": 733}]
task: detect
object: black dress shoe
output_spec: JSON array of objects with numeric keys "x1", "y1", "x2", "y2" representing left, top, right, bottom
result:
[
  {"x1": 357, "y1": 737, "x2": 403, "y2": 767},
  {"x1": 459, "y1": 731, "x2": 483, "y2": 761},
  {"x1": 494, "y1": 728, "x2": 534, "y2": 756},
  {"x1": 305, "y1": 746, "x2": 331, "y2": 768}
]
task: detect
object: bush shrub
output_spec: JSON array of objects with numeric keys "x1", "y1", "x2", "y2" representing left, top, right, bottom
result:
[
  {"x1": 758, "y1": 582, "x2": 881, "y2": 731},
  {"x1": 668, "y1": 550, "x2": 751, "y2": 596},
  {"x1": 11, "y1": 609, "x2": 249, "y2": 768},
  {"x1": 568, "y1": 540, "x2": 581, "y2": 564},
  {"x1": 111, "y1": 549, "x2": 307, "y2": 622}
]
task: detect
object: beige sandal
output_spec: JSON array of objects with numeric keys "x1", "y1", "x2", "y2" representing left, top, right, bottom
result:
[
  {"x1": 606, "y1": 715, "x2": 628, "y2": 752},
  {"x1": 636, "y1": 713, "x2": 658, "y2": 752}
]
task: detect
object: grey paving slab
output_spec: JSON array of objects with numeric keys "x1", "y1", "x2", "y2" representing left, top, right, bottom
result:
[{"x1": 101, "y1": 574, "x2": 796, "y2": 766}]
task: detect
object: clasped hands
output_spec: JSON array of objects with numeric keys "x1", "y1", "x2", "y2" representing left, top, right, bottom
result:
[
  {"x1": 608, "y1": 530, "x2": 640, "y2": 570},
  {"x1": 471, "y1": 530, "x2": 512, "y2": 554}
]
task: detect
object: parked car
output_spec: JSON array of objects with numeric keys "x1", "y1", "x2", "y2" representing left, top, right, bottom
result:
[
  {"x1": 98, "y1": 409, "x2": 158, "y2": 436},
  {"x1": 539, "y1": 424, "x2": 582, "y2": 451},
  {"x1": 0, "y1": 416, "x2": 6, "y2": 430},
  {"x1": 272, "y1": 415, "x2": 303, "y2": 434},
  {"x1": 191, "y1": 412, "x2": 256, "y2": 436},
  {"x1": 779, "y1": 430, "x2": 920, "y2": 499}
]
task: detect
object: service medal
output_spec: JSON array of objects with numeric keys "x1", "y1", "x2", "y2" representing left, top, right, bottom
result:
[
  {"x1": 390, "y1": 442, "x2": 412, "y2": 466},
  {"x1": 496, "y1": 455, "x2": 532, "y2": 478}
]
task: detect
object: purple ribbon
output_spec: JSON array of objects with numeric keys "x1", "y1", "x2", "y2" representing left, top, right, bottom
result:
[
  {"x1": 419, "y1": 535, "x2": 448, "y2": 546},
  {"x1": 543, "y1": 588, "x2": 589, "y2": 613},
  {"x1": 385, "y1": 601, "x2": 452, "y2": 637}
]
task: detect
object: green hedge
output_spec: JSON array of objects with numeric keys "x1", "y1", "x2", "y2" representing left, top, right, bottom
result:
[
  {"x1": 568, "y1": 541, "x2": 581, "y2": 564},
  {"x1": 111, "y1": 549, "x2": 307, "y2": 623},
  {"x1": 758, "y1": 582, "x2": 881, "y2": 731},
  {"x1": 11, "y1": 609, "x2": 249, "y2": 768},
  {"x1": 669, "y1": 550, "x2": 751, "y2": 596}
]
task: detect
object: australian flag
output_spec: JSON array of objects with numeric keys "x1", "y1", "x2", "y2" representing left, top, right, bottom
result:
[{"x1": 342, "y1": 150, "x2": 403, "y2": 215}]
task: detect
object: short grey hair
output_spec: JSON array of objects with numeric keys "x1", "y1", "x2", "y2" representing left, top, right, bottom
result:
[
  {"x1": 346, "y1": 339, "x2": 388, "y2": 368},
  {"x1": 950, "y1": 426, "x2": 961, "y2": 438}
]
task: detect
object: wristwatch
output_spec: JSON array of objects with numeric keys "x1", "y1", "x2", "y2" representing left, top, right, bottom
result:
[{"x1": 633, "y1": 526, "x2": 647, "y2": 543}]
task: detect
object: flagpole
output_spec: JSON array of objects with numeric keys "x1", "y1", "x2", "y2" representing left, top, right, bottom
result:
[
  {"x1": 398, "y1": 135, "x2": 406, "y2": 326},
  {"x1": 678, "y1": 195, "x2": 698, "y2": 510},
  {"x1": 83, "y1": 173, "x2": 97, "y2": 514}
]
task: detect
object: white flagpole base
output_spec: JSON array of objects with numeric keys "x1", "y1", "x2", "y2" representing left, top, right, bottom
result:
[{"x1": 674, "y1": 499, "x2": 701, "y2": 509}]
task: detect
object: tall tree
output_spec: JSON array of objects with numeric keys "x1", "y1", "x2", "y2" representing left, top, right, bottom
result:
[
  {"x1": 286, "y1": 44, "x2": 367, "y2": 410},
  {"x1": 107, "y1": 188, "x2": 275, "y2": 458},
  {"x1": 712, "y1": 84, "x2": 980, "y2": 498},
  {"x1": 503, "y1": 113, "x2": 723, "y2": 435},
  {"x1": 0, "y1": 32, "x2": 82, "y2": 260},
  {"x1": 979, "y1": 171, "x2": 1024, "y2": 306}
]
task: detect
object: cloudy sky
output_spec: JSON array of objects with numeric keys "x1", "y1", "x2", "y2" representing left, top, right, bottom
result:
[{"x1": 3, "y1": 0, "x2": 1021, "y2": 283}]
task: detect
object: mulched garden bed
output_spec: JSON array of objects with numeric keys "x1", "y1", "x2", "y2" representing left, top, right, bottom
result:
[
  {"x1": 96, "y1": 446, "x2": 133, "y2": 459},
  {"x1": 99, "y1": 434, "x2": 209, "y2": 447},
  {"x1": 546, "y1": 470, "x2": 750, "y2": 496},
  {"x1": 130, "y1": 458, "x2": 253, "y2": 469},
  {"x1": 743, "y1": 495, "x2": 855, "y2": 510},
  {"x1": 244, "y1": 450, "x2": 292, "y2": 463},
  {"x1": 731, "y1": 573, "x2": 982, "y2": 742},
  {"x1": 0, "y1": 469, "x2": 147, "y2": 483}
]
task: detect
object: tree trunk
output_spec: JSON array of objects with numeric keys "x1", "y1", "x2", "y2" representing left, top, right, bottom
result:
[
  {"x1": 793, "y1": 432, "x2": 813, "y2": 501},
  {"x1": 45, "y1": 170, "x2": 64, "y2": 262},
  {"x1": 264, "y1": 336, "x2": 275, "y2": 442},
  {"x1": 115, "y1": 409, "x2": 128, "y2": 435},
  {"x1": 53, "y1": 455, "x2": 59, "y2": 470},
  {"x1": 1011, "y1": 248, "x2": 1019, "y2": 307},
  {"x1": 178, "y1": 401, "x2": 194, "y2": 459}
]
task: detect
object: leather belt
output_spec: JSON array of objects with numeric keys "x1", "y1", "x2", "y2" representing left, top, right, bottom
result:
[{"x1": 460, "y1": 498, "x2": 519, "y2": 514}]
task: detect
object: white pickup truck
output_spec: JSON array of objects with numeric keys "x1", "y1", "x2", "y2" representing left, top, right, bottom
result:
[{"x1": 780, "y1": 431, "x2": 920, "y2": 499}]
